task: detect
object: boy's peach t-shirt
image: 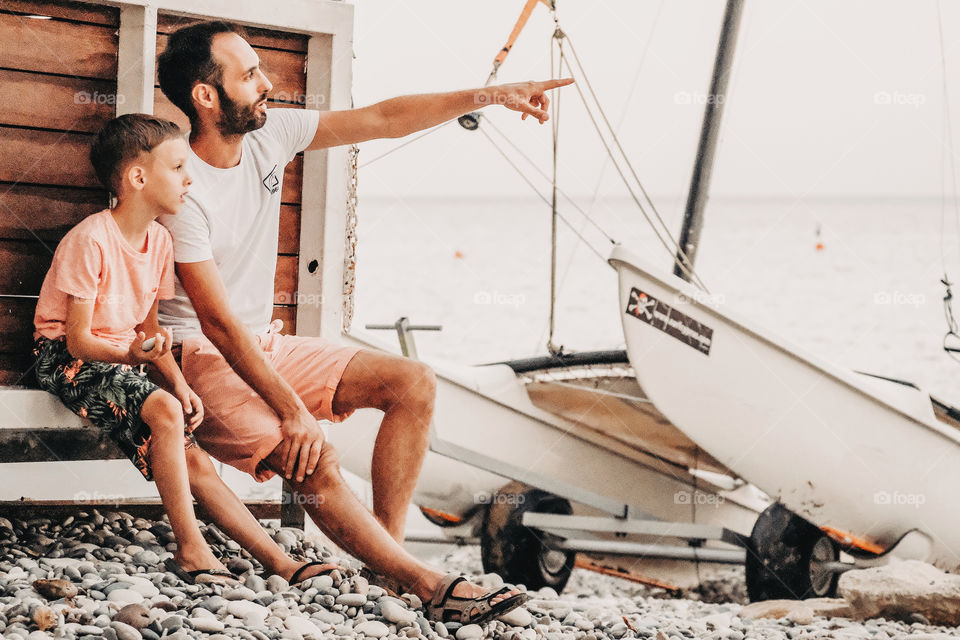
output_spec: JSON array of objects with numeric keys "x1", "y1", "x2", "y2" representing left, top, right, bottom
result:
[{"x1": 34, "y1": 210, "x2": 175, "y2": 350}]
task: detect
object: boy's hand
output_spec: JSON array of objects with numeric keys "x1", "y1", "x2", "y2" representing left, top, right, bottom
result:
[
  {"x1": 127, "y1": 330, "x2": 171, "y2": 364},
  {"x1": 175, "y1": 385, "x2": 204, "y2": 432}
]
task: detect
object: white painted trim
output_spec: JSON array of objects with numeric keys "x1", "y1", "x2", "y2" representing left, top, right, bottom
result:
[
  {"x1": 315, "y1": 26, "x2": 355, "y2": 341},
  {"x1": 116, "y1": 5, "x2": 157, "y2": 115},
  {"x1": 296, "y1": 34, "x2": 333, "y2": 339},
  {"x1": 77, "y1": 0, "x2": 353, "y2": 37},
  {"x1": 297, "y1": 26, "x2": 355, "y2": 340}
]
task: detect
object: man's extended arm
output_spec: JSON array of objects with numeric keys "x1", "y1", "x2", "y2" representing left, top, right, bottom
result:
[
  {"x1": 176, "y1": 259, "x2": 322, "y2": 482},
  {"x1": 306, "y1": 78, "x2": 574, "y2": 150}
]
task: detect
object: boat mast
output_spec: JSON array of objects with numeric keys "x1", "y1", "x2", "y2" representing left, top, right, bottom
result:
[{"x1": 673, "y1": 0, "x2": 745, "y2": 281}]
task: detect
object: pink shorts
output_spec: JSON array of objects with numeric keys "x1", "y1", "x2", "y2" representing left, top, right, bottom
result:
[{"x1": 180, "y1": 329, "x2": 361, "y2": 482}]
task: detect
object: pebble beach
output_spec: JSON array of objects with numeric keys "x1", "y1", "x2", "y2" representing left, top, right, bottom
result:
[{"x1": 1, "y1": 511, "x2": 958, "y2": 640}]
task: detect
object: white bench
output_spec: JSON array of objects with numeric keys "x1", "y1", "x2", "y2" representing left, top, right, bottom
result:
[{"x1": 0, "y1": 386, "x2": 301, "y2": 526}]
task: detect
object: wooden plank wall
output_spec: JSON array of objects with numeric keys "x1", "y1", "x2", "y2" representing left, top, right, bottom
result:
[
  {"x1": 0, "y1": 0, "x2": 119, "y2": 384},
  {"x1": 0, "y1": 2, "x2": 309, "y2": 385},
  {"x1": 154, "y1": 13, "x2": 307, "y2": 337}
]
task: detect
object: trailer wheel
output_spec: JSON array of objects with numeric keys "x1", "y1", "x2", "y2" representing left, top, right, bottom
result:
[
  {"x1": 745, "y1": 502, "x2": 839, "y2": 601},
  {"x1": 480, "y1": 481, "x2": 576, "y2": 592}
]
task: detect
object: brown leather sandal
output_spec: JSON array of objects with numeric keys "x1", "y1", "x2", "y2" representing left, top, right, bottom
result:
[{"x1": 424, "y1": 573, "x2": 527, "y2": 625}]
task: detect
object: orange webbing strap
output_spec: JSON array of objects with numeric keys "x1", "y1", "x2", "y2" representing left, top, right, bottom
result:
[{"x1": 489, "y1": 0, "x2": 553, "y2": 79}]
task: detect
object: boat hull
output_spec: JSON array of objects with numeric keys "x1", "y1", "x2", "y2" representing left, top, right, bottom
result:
[
  {"x1": 328, "y1": 332, "x2": 762, "y2": 536},
  {"x1": 610, "y1": 245, "x2": 960, "y2": 570}
]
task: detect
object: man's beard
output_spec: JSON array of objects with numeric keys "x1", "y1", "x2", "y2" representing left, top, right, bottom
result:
[{"x1": 215, "y1": 85, "x2": 267, "y2": 136}]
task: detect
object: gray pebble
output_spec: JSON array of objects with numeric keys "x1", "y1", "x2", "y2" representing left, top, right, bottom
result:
[
  {"x1": 223, "y1": 586, "x2": 257, "y2": 601},
  {"x1": 245, "y1": 576, "x2": 267, "y2": 594},
  {"x1": 227, "y1": 559, "x2": 254, "y2": 577},
  {"x1": 335, "y1": 594, "x2": 367, "y2": 608},
  {"x1": 109, "y1": 621, "x2": 142, "y2": 640},
  {"x1": 131, "y1": 552, "x2": 160, "y2": 567},
  {"x1": 265, "y1": 576, "x2": 289, "y2": 594},
  {"x1": 159, "y1": 617, "x2": 184, "y2": 632},
  {"x1": 196, "y1": 596, "x2": 227, "y2": 613}
]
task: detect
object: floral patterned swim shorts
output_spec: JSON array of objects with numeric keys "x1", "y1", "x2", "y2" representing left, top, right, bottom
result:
[{"x1": 33, "y1": 335, "x2": 194, "y2": 481}]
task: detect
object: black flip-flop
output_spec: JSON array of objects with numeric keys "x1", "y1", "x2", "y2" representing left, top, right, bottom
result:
[
  {"x1": 164, "y1": 558, "x2": 239, "y2": 586},
  {"x1": 288, "y1": 560, "x2": 342, "y2": 587}
]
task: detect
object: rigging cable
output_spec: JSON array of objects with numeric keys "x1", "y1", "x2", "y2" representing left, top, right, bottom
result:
[
  {"x1": 935, "y1": 0, "x2": 960, "y2": 363},
  {"x1": 556, "y1": 29, "x2": 709, "y2": 291},
  {"x1": 486, "y1": 0, "x2": 555, "y2": 85},
  {"x1": 547, "y1": 14, "x2": 564, "y2": 354},
  {"x1": 481, "y1": 116, "x2": 619, "y2": 246},
  {"x1": 554, "y1": 0, "x2": 665, "y2": 298},
  {"x1": 358, "y1": 121, "x2": 454, "y2": 169},
  {"x1": 476, "y1": 125, "x2": 608, "y2": 263}
]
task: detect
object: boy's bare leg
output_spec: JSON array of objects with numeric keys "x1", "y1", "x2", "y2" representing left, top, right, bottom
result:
[
  {"x1": 142, "y1": 390, "x2": 226, "y2": 573},
  {"x1": 183, "y1": 445, "x2": 338, "y2": 582}
]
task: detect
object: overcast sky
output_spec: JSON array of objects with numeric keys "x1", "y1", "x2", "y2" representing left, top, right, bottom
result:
[{"x1": 348, "y1": 0, "x2": 960, "y2": 200}]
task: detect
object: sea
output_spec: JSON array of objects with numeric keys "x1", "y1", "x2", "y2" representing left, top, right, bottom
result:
[{"x1": 352, "y1": 195, "x2": 960, "y2": 402}]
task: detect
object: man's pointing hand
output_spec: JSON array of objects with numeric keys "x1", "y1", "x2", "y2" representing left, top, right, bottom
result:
[{"x1": 486, "y1": 77, "x2": 575, "y2": 124}]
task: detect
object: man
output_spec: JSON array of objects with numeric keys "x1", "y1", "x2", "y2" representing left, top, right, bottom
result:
[{"x1": 156, "y1": 20, "x2": 572, "y2": 612}]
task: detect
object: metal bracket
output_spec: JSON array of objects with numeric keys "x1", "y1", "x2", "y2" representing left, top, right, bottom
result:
[
  {"x1": 365, "y1": 317, "x2": 441, "y2": 360},
  {"x1": 522, "y1": 511, "x2": 748, "y2": 565}
]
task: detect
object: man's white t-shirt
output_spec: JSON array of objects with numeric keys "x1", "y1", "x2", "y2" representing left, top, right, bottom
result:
[{"x1": 158, "y1": 108, "x2": 319, "y2": 341}]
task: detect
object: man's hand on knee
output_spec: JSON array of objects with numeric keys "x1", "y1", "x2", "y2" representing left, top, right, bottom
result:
[{"x1": 278, "y1": 407, "x2": 325, "y2": 482}]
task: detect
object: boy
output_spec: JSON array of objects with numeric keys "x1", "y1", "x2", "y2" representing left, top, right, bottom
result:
[{"x1": 32, "y1": 114, "x2": 235, "y2": 585}]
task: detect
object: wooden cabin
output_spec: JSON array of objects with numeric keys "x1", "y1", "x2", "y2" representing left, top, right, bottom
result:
[{"x1": 0, "y1": 0, "x2": 354, "y2": 520}]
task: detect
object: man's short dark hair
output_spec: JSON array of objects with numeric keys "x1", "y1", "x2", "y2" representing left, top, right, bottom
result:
[
  {"x1": 158, "y1": 21, "x2": 247, "y2": 124},
  {"x1": 90, "y1": 114, "x2": 182, "y2": 193}
]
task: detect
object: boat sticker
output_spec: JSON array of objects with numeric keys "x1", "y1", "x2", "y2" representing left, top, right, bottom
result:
[{"x1": 625, "y1": 287, "x2": 713, "y2": 355}]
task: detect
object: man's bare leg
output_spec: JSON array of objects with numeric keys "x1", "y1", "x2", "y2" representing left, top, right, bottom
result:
[
  {"x1": 262, "y1": 442, "x2": 515, "y2": 604},
  {"x1": 184, "y1": 445, "x2": 337, "y2": 583},
  {"x1": 330, "y1": 351, "x2": 436, "y2": 542}
]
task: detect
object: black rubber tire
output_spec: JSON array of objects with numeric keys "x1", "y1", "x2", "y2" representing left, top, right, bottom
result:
[
  {"x1": 745, "y1": 502, "x2": 840, "y2": 601},
  {"x1": 480, "y1": 481, "x2": 576, "y2": 593}
]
